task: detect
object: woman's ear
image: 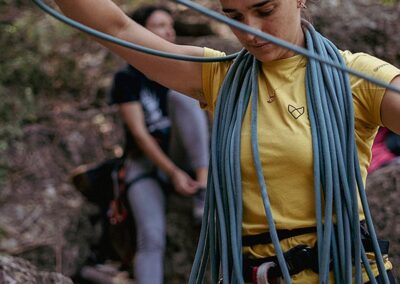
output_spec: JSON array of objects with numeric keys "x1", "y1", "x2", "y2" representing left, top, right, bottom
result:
[{"x1": 297, "y1": 0, "x2": 307, "y2": 9}]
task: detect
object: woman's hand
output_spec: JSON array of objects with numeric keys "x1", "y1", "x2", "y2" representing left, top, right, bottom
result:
[{"x1": 170, "y1": 168, "x2": 199, "y2": 196}]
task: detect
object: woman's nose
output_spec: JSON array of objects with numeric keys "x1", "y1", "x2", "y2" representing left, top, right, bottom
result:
[
  {"x1": 166, "y1": 26, "x2": 176, "y2": 42},
  {"x1": 242, "y1": 17, "x2": 262, "y2": 40}
]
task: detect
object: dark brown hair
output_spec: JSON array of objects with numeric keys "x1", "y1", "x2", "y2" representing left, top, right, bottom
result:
[{"x1": 129, "y1": 4, "x2": 172, "y2": 27}]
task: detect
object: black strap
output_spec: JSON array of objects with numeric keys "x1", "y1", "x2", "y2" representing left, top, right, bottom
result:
[
  {"x1": 242, "y1": 222, "x2": 389, "y2": 255},
  {"x1": 242, "y1": 227, "x2": 317, "y2": 247},
  {"x1": 362, "y1": 238, "x2": 390, "y2": 256},
  {"x1": 242, "y1": 239, "x2": 390, "y2": 282},
  {"x1": 242, "y1": 245, "x2": 319, "y2": 282}
]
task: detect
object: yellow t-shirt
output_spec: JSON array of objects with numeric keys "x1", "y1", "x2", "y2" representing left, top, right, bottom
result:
[{"x1": 202, "y1": 47, "x2": 400, "y2": 283}]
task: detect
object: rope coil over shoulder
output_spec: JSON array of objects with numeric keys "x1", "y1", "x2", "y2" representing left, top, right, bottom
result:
[{"x1": 189, "y1": 22, "x2": 390, "y2": 284}]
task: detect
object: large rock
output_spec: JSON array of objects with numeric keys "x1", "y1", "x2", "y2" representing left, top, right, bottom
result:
[
  {"x1": 0, "y1": 254, "x2": 73, "y2": 284},
  {"x1": 0, "y1": 106, "x2": 123, "y2": 278},
  {"x1": 0, "y1": 182, "x2": 97, "y2": 277},
  {"x1": 366, "y1": 163, "x2": 400, "y2": 281},
  {"x1": 310, "y1": 0, "x2": 400, "y2": 67}
]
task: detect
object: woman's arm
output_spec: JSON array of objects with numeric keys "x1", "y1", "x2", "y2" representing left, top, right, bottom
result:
[
  {"x1": 381, "y1": 76, "x2": 400, "y2": 134},
  {"x1": 120, "y1": 102, "x2": 199, "y2": 195},
  {"x1": 194, "y1": 167, "x2": 208, "y2": 188},
  {"x1": 54, "y1": 0, "x2": 205, "y2": 102}
]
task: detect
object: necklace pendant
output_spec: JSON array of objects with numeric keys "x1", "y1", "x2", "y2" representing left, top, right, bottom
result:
[{"x1": 267, "y1": 92, "x2": 277, "y2": 103}]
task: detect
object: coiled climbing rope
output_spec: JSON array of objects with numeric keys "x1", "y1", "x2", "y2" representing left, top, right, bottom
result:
[
  {"x1": 189, "y1": 21, "x2": 391, "y2": 284},
  {"x1": 32, "y1": 1, "x2": 400, "y2": 283}
]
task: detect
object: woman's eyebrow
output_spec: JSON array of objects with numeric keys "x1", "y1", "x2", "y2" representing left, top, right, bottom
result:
[
  {"x1": 222, "y1": 7, "x2": 237, "y2": 13},
  {"x1": 251, "y1": 0, "x2": 273, "y2": 8},
  {"x1": 222, "y1": 0, "x2": 273, "y2": 13}
]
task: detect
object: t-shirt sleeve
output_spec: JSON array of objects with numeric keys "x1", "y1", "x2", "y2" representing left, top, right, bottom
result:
[
  {"x1": 342, "y1": 51, "x2": 400, "y2": 127},
  {"x1": 201, "y1": 48, "x2": 233, "y2": 113},
  {"x1": 108, "y1": 70, "x2": 141, "y2": 105}
]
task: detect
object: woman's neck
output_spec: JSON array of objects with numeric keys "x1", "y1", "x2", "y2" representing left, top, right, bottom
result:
[{"x1": 279, "y1": 28, "x2": 305, "y2": 60}]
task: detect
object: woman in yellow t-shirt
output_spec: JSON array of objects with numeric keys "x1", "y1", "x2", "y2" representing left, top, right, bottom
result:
[{"x1": 50, "y1": 0, "x2": 400, "y2": 283}]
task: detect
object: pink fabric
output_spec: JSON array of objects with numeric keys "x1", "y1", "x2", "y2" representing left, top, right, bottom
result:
[{"x1": 368, "y1": 127, "x2": 396, "y2": 173}]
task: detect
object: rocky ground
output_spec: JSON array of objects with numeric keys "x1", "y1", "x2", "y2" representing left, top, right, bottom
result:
[{"x1": 1, "y1": 0, "x2": 400, "y2": 283}]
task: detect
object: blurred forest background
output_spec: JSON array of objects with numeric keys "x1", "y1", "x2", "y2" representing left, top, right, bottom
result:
[{"x1": 0, "y1": 0, "x2": 400, "y2": 283}]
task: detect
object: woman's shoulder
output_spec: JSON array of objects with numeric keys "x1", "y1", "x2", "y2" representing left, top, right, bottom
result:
[
  {"x1": 339, "y1": 50, "x2": 395, "y2": 71},
  {"x1": 339, "y1": 50, "x2": 400, "y2": 84},
  {"x1": 340, "y1": 50, "x2": 375, "y2": 66},
  {"x1": 204, "y1": 47, "x2": 227, "y2": 58}
]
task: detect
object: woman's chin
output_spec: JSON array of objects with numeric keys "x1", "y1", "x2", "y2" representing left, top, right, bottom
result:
[
  {"x1": 251, "y1": 47, "x2": 294, "y2": 63},
  {"x1": 253, "y1": 50, "x2": 279, "y2": 63}
]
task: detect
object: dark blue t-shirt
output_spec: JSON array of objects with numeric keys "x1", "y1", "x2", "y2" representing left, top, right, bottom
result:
[{"x1": 109, "y1": 65, "x2": 171, "y2": 155}]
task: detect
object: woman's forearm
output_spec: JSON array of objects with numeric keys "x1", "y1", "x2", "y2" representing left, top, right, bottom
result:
[
  {"x1": 134, "y1": 132, "x2": 179, "y2": 178},
  {"x1": 194, "y1": 167, "x2": 208, "y2": 188},
  {"x1": 53, "y1": 0, "x2": 204, "y2": 98}
]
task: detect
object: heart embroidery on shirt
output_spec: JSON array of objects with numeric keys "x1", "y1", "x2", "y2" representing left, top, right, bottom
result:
[{"x1": 288, "y1": 104, "x2": 305, "y2": 119}]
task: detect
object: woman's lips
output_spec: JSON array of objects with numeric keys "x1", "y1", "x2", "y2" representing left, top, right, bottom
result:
[{"x1": 251, "y1": 42, "x2": 272, "y2": 49}]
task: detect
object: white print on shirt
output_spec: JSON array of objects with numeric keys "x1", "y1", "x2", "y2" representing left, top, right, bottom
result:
[{"x1": 140, "y1": 87, "x2": 171, "y2": 133}]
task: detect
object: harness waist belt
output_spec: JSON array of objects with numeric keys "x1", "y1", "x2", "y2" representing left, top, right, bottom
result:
[
  {"x1": 242, "y1": 225, "x2": 389, "y2": 283},
  {"x1": 243, "y1": 239, "x2": 389, "y2": 283},
  {"x1": 242, "y1": 227, "x2": 316, "y2": 247}
]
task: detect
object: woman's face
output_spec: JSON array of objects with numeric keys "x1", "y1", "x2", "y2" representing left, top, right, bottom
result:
[
  {"x1": 145, "y1": 10, "x2": 176, "y2": 43},
  {"x1": 220, "y1": 0, "x2": 304, "y2": 62}
]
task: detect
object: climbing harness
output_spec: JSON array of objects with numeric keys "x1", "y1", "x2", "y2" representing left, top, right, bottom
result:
[
  {"x1": 31, "y1": 1, "x2": 400, "y2": 283},
  {"x1": 241, "y1": 222, "x2": 390, "y2": 283}
]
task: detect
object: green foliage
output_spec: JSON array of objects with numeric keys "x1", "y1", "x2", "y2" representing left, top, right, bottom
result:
[
  {"x1": 0, "y1": 85, "x2": 37, "y2": 185},
  {"x1": 0, "y1": 227, "x2": 6, "y2": 242},
  {"x1": 0, "y1": 8, "x2": 88, "y2": 185},
  {"x1": 0, "y1": 0, "x2": 25, "y2": 7},
  {"x1": 0, "y1": 11, "x2": 82, "y2": 93},
  {"x1": 0, "y1": 13, "x2": 43, "y2": 183},
  {"x1": 380, "y1": 0, "x2": 399, "y2": 4},
  {"x1": 1, "y1": 25, "x2": 46, "y2": 91}
]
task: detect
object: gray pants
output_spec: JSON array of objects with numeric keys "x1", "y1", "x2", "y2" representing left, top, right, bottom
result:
[{"x1": 125, "y1": 92, "x2": 209, "y2": 284}]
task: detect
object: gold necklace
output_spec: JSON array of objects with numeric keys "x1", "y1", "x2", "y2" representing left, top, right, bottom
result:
[
  {"x1": 263, "y1": 56, "x2": 306, "y2": 103},
  {"x1": 265, "y1": 79, "x2": 277, "y2": 103}
]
